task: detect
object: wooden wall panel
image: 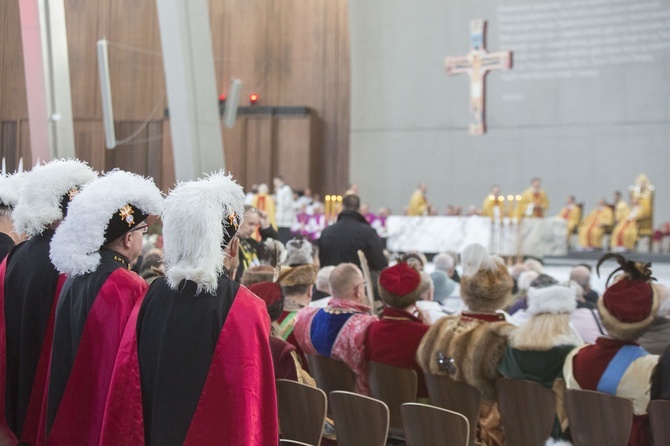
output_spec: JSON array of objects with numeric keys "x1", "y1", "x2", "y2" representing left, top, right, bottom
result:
[
  {"x1": 0, "y1": 0, "x2": 28, "y2": 119},
  {"x1": 73, "y1": 120, "x2": 106, "y2": 172},
  {"x1": 0, "y1": 121, "x2": 19, "y2": 170},
  {"x1": 18, "y1": 119, "x2": 31, "y2": 166},
  {"x1": 222, "y1": 120, "x2": 247, "y2": 185},
  {"x1": 244, "y1": 117, "x2": 274, "y2": 186},
  {"x1": 65, "y1": 0, "x2": 103, "y2": 118},
  {"x1": 1, "y1": 0, "x2": 350, "y2": 194},
  {"x1": 105, "y1": 0, "x2": 165, "y2": 120}
]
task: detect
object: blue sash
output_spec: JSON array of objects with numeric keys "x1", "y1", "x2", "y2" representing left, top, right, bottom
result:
[
  {"x1": 310, "y1": 310, "x2": 354, "y2": 357},
  {"x1": 597, "y1": 344, "x2": 649, "y2": 395}
]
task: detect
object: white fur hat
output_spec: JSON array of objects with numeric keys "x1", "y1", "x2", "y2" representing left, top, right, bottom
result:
[
  {"x1": 527, "y1": 284, "x2": 577, "y2": 315},
  {"x1": 50, "y1": 170, "x2": 163, "y2": 276},
  {"x1": 162, "y1": 171, "x2": 245, "y2": 294},
  {"x1": 13, "y1": 159, "x2": 98, "y2": 236},
  {"x1": 0, "y1": 172, "x2": 25, "y2": 209}
]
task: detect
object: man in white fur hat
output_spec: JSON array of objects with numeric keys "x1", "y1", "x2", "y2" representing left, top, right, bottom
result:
[
  {"x1": 46, "y1": 169, "x2": 163, "y2": 445},
  {"x1": 0, "y1": 159, "x2": 96, "y2": 445},
  {"x1": 100, "y1": 172, "x2": 278, "y2": 445}
]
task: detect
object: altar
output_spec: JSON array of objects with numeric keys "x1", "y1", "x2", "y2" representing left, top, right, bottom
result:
[{"x1": 386, "y1": 216, "x2": 568, "y2": 258}]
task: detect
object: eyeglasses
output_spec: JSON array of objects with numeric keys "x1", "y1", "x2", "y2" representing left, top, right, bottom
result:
[{"x1": 131, "y1": 223, "x2": 149, "y2": 234}]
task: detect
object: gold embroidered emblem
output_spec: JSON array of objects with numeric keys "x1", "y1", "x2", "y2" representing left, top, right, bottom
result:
[
  {"x1": 119, "y1": 204, "x2": 135, "y2": 226},
  {"x1": 227, "y1": 212, "x2": 239, "y2": 231}
]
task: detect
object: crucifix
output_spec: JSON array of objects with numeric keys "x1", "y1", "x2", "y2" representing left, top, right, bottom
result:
[{"x1": 445, "y1": 19, "x2": 512, "y2": 135}]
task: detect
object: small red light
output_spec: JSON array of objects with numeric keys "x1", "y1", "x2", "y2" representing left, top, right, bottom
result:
[
  {"x1": 219, "y1": 94, "x2": 226, "y2": 101},
  {"x1": 250, "y1": 93, "x2": 259, "y2": 105}
]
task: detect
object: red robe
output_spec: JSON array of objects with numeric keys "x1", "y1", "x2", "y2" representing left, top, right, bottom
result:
[
  {"x1": 42, "y1": 250, "x2": 147, "y2": 445},
  {"x1": 365, "y1": 307, "x2": 430, "y2": 398},
  {"x1": 100, "y1": 276, "x2": 278, "y2": 445}
]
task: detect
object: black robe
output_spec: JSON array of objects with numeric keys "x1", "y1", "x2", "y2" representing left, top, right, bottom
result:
[{"x1": 3, "y1": 230, "x2": 61, "y2": 442}]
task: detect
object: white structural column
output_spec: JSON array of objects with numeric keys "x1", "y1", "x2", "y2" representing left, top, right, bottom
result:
[
  {"x1": 19, "y1": 0, "x2": 76, "y2": 161},
  {"x1": 156, "y1": 0, "x2": 225, "y2": 181}
]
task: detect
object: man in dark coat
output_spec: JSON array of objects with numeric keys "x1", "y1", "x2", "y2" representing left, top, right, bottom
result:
[
  {"x1": 317, "y1": 194, "x2": 387, "y2": 272},
  {"x1": 0, "y1": 159, "x2": 96, "y2": 445},
  {"x1": 45, "y1": 170, "x2": 163, "y2": 445},
  {"x1": 100, "y1": 172, "x2": 278, "y2": 446}
]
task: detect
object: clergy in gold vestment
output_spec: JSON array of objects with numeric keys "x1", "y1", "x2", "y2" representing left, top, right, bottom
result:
[
  {"x1": 482, "y1": 185, "x2": 505, "y2": 219},
  {"x1": 556, "y1": 195, "x2": 581, "y2": 234},
  {"x1": 630, "y1": 174, "x2": 653, "y2": 228},
  {"x1": 578, "y1": 199, "x2": 613, "y2": 250},
  {"x1": 612, "y1": 191, "x2": 629, "y2": 225},
  {"x1": 407, "y1": 183, "x2": 429, "y2": 216},
  {"x1": 518, "y1": 178, "x2": 549, "y2": 218},
  {"x1": 611, "y1": 199, "x2": 642, "y2": 251}
]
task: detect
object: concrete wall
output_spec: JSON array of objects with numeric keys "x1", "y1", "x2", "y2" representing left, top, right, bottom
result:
[{"x1": 349, "y1": 0, "x2": 670, "y2": 225}]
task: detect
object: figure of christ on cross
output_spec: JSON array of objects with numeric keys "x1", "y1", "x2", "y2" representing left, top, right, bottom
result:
[{"x1": 445, "y1": 19, "x2": 512, "y2": 135}]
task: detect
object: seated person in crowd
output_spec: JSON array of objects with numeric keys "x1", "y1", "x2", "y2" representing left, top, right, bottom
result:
[
  {"x1": 610, "y1": 197, "x2": 643, "y2": 252},
  {"x1": 417, "y1": 244, "x2": 515, "y2": 445},
  {"x1": 433, "y1": 252, "x2": 460, "y2": 283},
  {"x1": 556, "y1": 195, "x2": 581, "y2": 236},
  {"x1": 311, "y1": 265, "x2": 335, "y2": 304},
  {"x1": 652, "y1": 345, "x2": 670, "y2": 400},
  {"x1": 249, "y1": 282, "x2": 312, "y2": 384},
  {"x1": 293, "y1": 263, "x2": 378, "y2": 394},
  {"x1": 638, "y1": 283, "x2": 670, "y2": 355},
  {"x1": 563, "y1": 254, "x2": 661, "y2": 446},
  {"x1": 416, "y1": 270, "x2": 454, "y2": 322},
  {"x1": 499, "y1": 280, "x2": 582, "y2": 443},
  {"x1": 235, "y1": 205, "x2": 279, "y2": 281},
  {"x1": 577, "y1": 198, "x2": 613, "y2": 251},
  {"x1": 276, "y1": 263, "x2": 318, "y2": 371},
  {"x1": 366, "y1": 263, "x2": 431, "y2": 398}
]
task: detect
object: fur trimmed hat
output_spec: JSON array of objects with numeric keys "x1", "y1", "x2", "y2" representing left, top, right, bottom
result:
[
  {"x1": 248, "y1": 281, "x2": 285, "y2": 321},
  {"x1": 459, "y1": 243, "x2": 514, "y2": 313},
  {"x1": 162, "y1": 171, "x2": 244, "y2": 294},
  {"x1": 13, "y1": 159, "x2": 97, "y2": 236},
  {"x1": 596, "y1": 253, "x2": 660, "y2": 341},
  {"x1": 278, "y1": 264, "x2": 317, "y2": 286},
  {"x1": 527, "y1": 284, "x2": 577, "y2": 315},
  {"x1": 50, "y1": 170, "x2": 163, "y2": 276},
  {"x1": 0, "y1": 172, "x2": 25, "y2": 209},
  {"x1": 285, "y1": 238, "x2": 314, "y2": 266},
  {"x1": 378, "y1": 262, "x2": 422, "y2": 308},
  {"x1": 241, "y1": 265, "x2": 278, "y2": 286},
  {"x1": 248, "y1": 282, "x2": 283, "y2": 306}
]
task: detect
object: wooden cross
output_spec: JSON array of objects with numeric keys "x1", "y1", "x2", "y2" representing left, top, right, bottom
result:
[{"x1": 445, "y1": 19, "x2": 512, "y2": 135}]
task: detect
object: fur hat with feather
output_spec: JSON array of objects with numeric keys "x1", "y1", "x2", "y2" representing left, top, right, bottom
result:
[
  {"x1": 459, "y1": 243, "x2": 514, "y2": 313},
  {"x1": 596, "y1": 253, "x2": 659, "y2": 340},
  {"x1": 50, "y1": 170, "x2": 163, "y2": 276},
  {"x1": 13, "y1": 159, "x2": 97, "y2": 236},
  {"x1": 162, "y1": 171, "x2": 244, "y2": 294}
]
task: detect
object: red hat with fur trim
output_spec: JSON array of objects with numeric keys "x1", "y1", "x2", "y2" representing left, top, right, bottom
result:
[
  {"x1": 378, "y1": 262, "x2": 423, "y2": 308},
  {"x1": 596, "y1": 253, "x2": 660, "y2": 340}
]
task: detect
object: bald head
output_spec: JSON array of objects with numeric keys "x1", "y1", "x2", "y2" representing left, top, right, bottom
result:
[
  {"x1": 329, "y1": 263, "x2": 365, "y2": 301},
  {"x1": 570, "y1": 265, "x2": 591, "y2": 290}
]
